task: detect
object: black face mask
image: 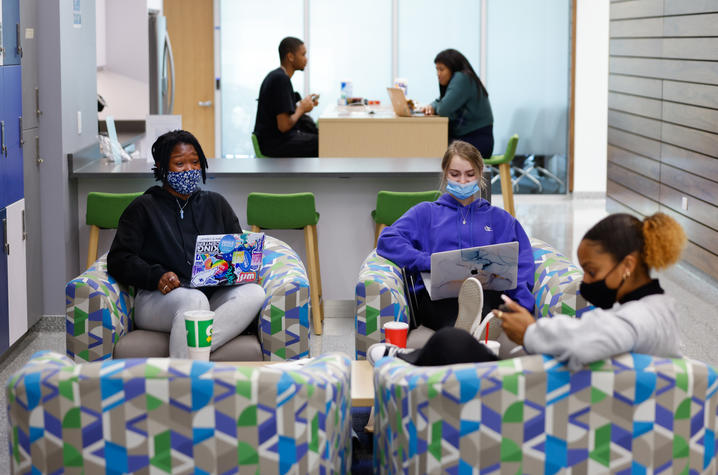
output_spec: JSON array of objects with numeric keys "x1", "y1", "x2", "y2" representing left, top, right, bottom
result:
[{"x1": 579, "y1": 261, "x2": 626, "y2": 310}]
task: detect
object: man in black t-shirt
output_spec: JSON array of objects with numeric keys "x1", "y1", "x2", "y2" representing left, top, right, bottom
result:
[{"x1": 253, "y1": 37, "x2": 319, "y2": 157}]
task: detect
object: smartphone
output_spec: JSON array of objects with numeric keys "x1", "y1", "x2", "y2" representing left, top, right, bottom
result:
[{"x1": 311, "y1": 94, "x2": 320, "y2": 100}]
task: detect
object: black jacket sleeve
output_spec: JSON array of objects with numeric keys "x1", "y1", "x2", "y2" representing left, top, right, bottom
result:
[
  {"x1": 107, "y1": 200, "x2": 168, "y2": 290},
  {"x1": 217, "y1": 195, "x2": 242, "y2": 234}
]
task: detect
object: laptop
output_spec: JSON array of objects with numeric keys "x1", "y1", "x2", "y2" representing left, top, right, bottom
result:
[
  {"x1": 191, "y1": 232, "x2": 265, "y2": 287},
  {"x1": 386, "y1": 87, "x2": 424, "y2": 117},
  {"x1": 420, "y1": 241, "x2": 519, "y2": 300}
]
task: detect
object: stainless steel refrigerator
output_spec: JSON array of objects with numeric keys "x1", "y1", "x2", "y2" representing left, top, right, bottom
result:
[{"x1": 148, "y1": 10, "x2": 174, "y2": 114}]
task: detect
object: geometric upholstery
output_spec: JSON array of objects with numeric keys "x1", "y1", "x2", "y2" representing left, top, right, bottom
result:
[
  {"x1": 373, "y1": 353, "x2": 718, "y2": 473},
  {"x1": 66, "y1": 235, "x2": 311, "y2": 362},
  {"x1": 354, "y1": 237, "x2": 593, "y2": 359},
  {"x1": 7, "y1": 351, "x2": 352, "y2": 474},
  {"x1": 354, "y1": 250, "x2": 410, "y2": 360},
  {"x1": 530, "y1": 237, "x2": 593, "y2": 319}
]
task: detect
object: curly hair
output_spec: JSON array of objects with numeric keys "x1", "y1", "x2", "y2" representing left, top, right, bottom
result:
[
  {"x1": 439, "y1": 140, "x2": 487, "y2": 195},
  {"x1": 583, "y1": 212, "x2": 686, "y2": 271},
  {"x1": 151, "y1": 130, "x2": 208, "y2": 183},
  {"x1": 642, "y1": 213, "x2": 686, "y2": 270}
]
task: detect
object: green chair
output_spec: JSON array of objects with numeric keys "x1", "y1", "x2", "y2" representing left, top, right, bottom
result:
[
  {"x1": 246, "y1": 192, "x2": 323, "y2": 335},
  {"x1": 483, "y1": 134, "x2": 518, "y2": 217},
  {"x1": 371, "y1": 190, "x2": 441, "y2": 245},
  {"x1": 251, "y1": 134, "x2": 266, "y2": 158},
  {"x1": 86, "y1": 191, "x2": 143, "y2": 269}
]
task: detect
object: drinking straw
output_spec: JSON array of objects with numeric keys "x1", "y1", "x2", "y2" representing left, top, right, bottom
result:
[{"x1": 485, "y1": 322, "x2": 490, "y2": 344}]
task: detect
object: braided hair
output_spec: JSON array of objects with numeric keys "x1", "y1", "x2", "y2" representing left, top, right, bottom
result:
[{"x1": 151, "y1": 130, "x2": 208, "y2": 183}]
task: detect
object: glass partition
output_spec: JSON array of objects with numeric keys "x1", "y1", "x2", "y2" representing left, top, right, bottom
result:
[
  {"x1": 487, "y1": 0, "x2": 570, "y2": 193},
  {"x1": 218, "y1": 0, "x2": 572, "y2": 195},
  {"x1": 219, "y1": 0, "x2": 303, "y2": 157},
  {"x1": 397, "y1": 0, "x2": 481, "y2": 108},
  {"x1": 308, "y1": 0, "x2": 392, "y2": 118}
]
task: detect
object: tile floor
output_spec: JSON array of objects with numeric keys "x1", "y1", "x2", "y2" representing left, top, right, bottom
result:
[{"x1": 1, "y1": 194, "x2": 717, "y2": 472}]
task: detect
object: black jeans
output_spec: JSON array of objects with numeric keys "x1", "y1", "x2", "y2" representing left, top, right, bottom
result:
[
  {"x1": 451, "y1": 124, "x2": 494, "y2": 160},
  {"x1": 262, "y1": 130, "x2": 318, "y2": 158},
  {"x1": 412, "y1": 286, "x2": 503, "y2": 332},
  {"x1": 398, "y1": 327, "x2": 498, "y2": 366}
]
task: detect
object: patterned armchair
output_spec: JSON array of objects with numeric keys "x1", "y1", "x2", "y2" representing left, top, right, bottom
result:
[
  {"x1": 354, "y1": 238, "x2": 592, "y2": 358},
  {"x1": 373, "y1": 353, "x2": 718, "y2": 473},
  {"x1": 66, "y1": 235, "x2": 310, "y2": 362},
  {"x1": 7, "y1": 351, "x2": 351, "y2": 474}
]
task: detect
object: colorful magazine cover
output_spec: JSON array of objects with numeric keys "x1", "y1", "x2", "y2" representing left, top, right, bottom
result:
[{"x1": 190, "y1": 233, "x2": 264, "y2": 287}]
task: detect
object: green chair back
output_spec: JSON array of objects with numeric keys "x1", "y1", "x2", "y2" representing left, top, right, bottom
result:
[
  {"x1": 372, "y1": 190, "x2": 441, "y2": 226},
  {"x1": 86, "y1": 192, "x2": 143, "y2": 229},
  {"x1": 483, "y1": 134, "x2": 519, "y2": 166},
  {"x1": 251, "y1": 134, "x2": 266, "y2": 158},
  {"x1": 247, "y1": 192, "x2": 319, "y2": 229}
]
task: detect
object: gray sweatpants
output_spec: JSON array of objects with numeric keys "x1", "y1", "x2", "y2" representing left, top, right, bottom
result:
[{"x1": 134, "y1": 284, "x2": 266, "y2": 358}]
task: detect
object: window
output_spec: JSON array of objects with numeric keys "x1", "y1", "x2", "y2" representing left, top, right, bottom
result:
[{"x1": 220, "y1": 0, "x2": 303, "y2": 157}]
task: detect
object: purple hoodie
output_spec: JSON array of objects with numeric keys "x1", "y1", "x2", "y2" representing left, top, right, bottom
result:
[{"x1": 377, "y1": 193, "x2": 535, "y2": 312}]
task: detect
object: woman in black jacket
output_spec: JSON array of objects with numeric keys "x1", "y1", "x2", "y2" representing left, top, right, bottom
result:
[{"x1": 108, "y1": 130, "x2": 265, "y2": 358}]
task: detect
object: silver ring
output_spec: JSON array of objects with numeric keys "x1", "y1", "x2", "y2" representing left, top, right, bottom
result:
[{"x1": 163, "y1": 285, "x2": 169, "y2": 291}]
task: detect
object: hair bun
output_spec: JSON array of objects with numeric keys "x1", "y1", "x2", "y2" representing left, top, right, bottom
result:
[{"x1": 642, "y1": 213, "x2": 686, "y2": 270}]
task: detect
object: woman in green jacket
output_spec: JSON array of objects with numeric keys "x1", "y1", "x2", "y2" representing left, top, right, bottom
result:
[{"x1": 422, "y1": 49, "x2": 494, "y2": 159}]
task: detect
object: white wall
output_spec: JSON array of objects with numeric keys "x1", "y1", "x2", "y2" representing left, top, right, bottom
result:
[
  {"x1": 96, "y1": 0, "x2": 106, "y2": 67},
  {"x1": 147, "y1": 0, "x2": 163, "y2": 13},
  {"x1": 573, "y1": 0, "x2": 609, "y2": 193},
  {"x1": 105, "y1": 0, "x2": 148, "y2": 83},
  {"x1": 98, "y1": 0, "x2": 150, "y2": 119}
]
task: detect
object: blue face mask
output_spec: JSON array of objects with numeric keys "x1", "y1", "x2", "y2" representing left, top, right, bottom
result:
[
  {"x1": 446, "y1": 179, "x2": 479, "y2": 200},
  {"x1": 166, "y1": 169, "x2": 201, "y2": 195}
]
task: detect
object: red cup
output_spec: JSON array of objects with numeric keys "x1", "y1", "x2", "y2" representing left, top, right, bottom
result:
[{"x1": 383, "y1": 321, "x2": 409, "y2": 348}]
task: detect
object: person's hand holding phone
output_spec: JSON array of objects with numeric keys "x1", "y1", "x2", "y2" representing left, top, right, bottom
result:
[
  {"x1": 299, "y1": 95, "x2": 315, "y2": 113},
  {"x1": 495, "y1": 295, "x2": 535, "y2": 345},
  {"x1": 311, "y1": 93, "x2": 320, "y2": 106}
]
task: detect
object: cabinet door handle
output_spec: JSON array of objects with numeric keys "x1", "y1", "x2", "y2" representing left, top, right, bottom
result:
[
  {"x1": 2, "y1": 218, "x2": 8, "y2": 255},
  {"x1": 35, "y1": 88, "x2": 43, "y2": 118},
  {"x1": 16, "y1": 24, "x2": 23, "y2": 58},
  {"x1": 35, "y1": 136, "x2": 43, "y2": 165},
  {"x1": 198, "y1": 100, "x2": 213, "y2": 107},
  {"x1": 0, "y1": 121, "x2": 7, "y2": 156},
  {"x1": 19, "y1": 117, "x2": 24, "y2": 146},
  {"x1": 22, "y1": 210, "x2": 27, "y2": 241}
]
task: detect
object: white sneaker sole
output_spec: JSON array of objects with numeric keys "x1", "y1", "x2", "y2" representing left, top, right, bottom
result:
[{"x1": 455, "y1": 277, "x2": 483, "y2": 332}]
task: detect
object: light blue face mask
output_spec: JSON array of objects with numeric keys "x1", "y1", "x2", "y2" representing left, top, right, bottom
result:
[{"x1": 446, "y1": 179, "x2": 479, "y2": 200}]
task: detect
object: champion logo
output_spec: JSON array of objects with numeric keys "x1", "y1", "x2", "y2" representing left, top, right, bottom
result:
[{"x1": 484, "y1": 225, "x2": 492, "y2": 232}]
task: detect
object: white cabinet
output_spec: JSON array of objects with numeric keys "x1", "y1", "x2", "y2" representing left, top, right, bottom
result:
[{"x1": 6, "y1": 198, "x2": 27, "y2": 346}]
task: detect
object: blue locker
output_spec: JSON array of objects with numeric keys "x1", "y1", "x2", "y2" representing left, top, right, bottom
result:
[
  {"x1": 1, "y1": 65, "x2": 23, "y2": 205},
  {"x1": 0, "y1": 208, "x2": 9, "y2": 355},
  {"x1": 2, "y1": 0, "x2": 22, "y2": 65}
]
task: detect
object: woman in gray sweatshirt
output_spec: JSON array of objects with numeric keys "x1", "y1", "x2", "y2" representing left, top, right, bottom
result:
[{"x1": 500, "y1": 212, "x2": 686, "y2": 371}]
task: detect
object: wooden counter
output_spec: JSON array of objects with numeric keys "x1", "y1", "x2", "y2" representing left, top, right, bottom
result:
[{"x1": 318, "y1": 105, "x2": 448, "y2": 158}]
